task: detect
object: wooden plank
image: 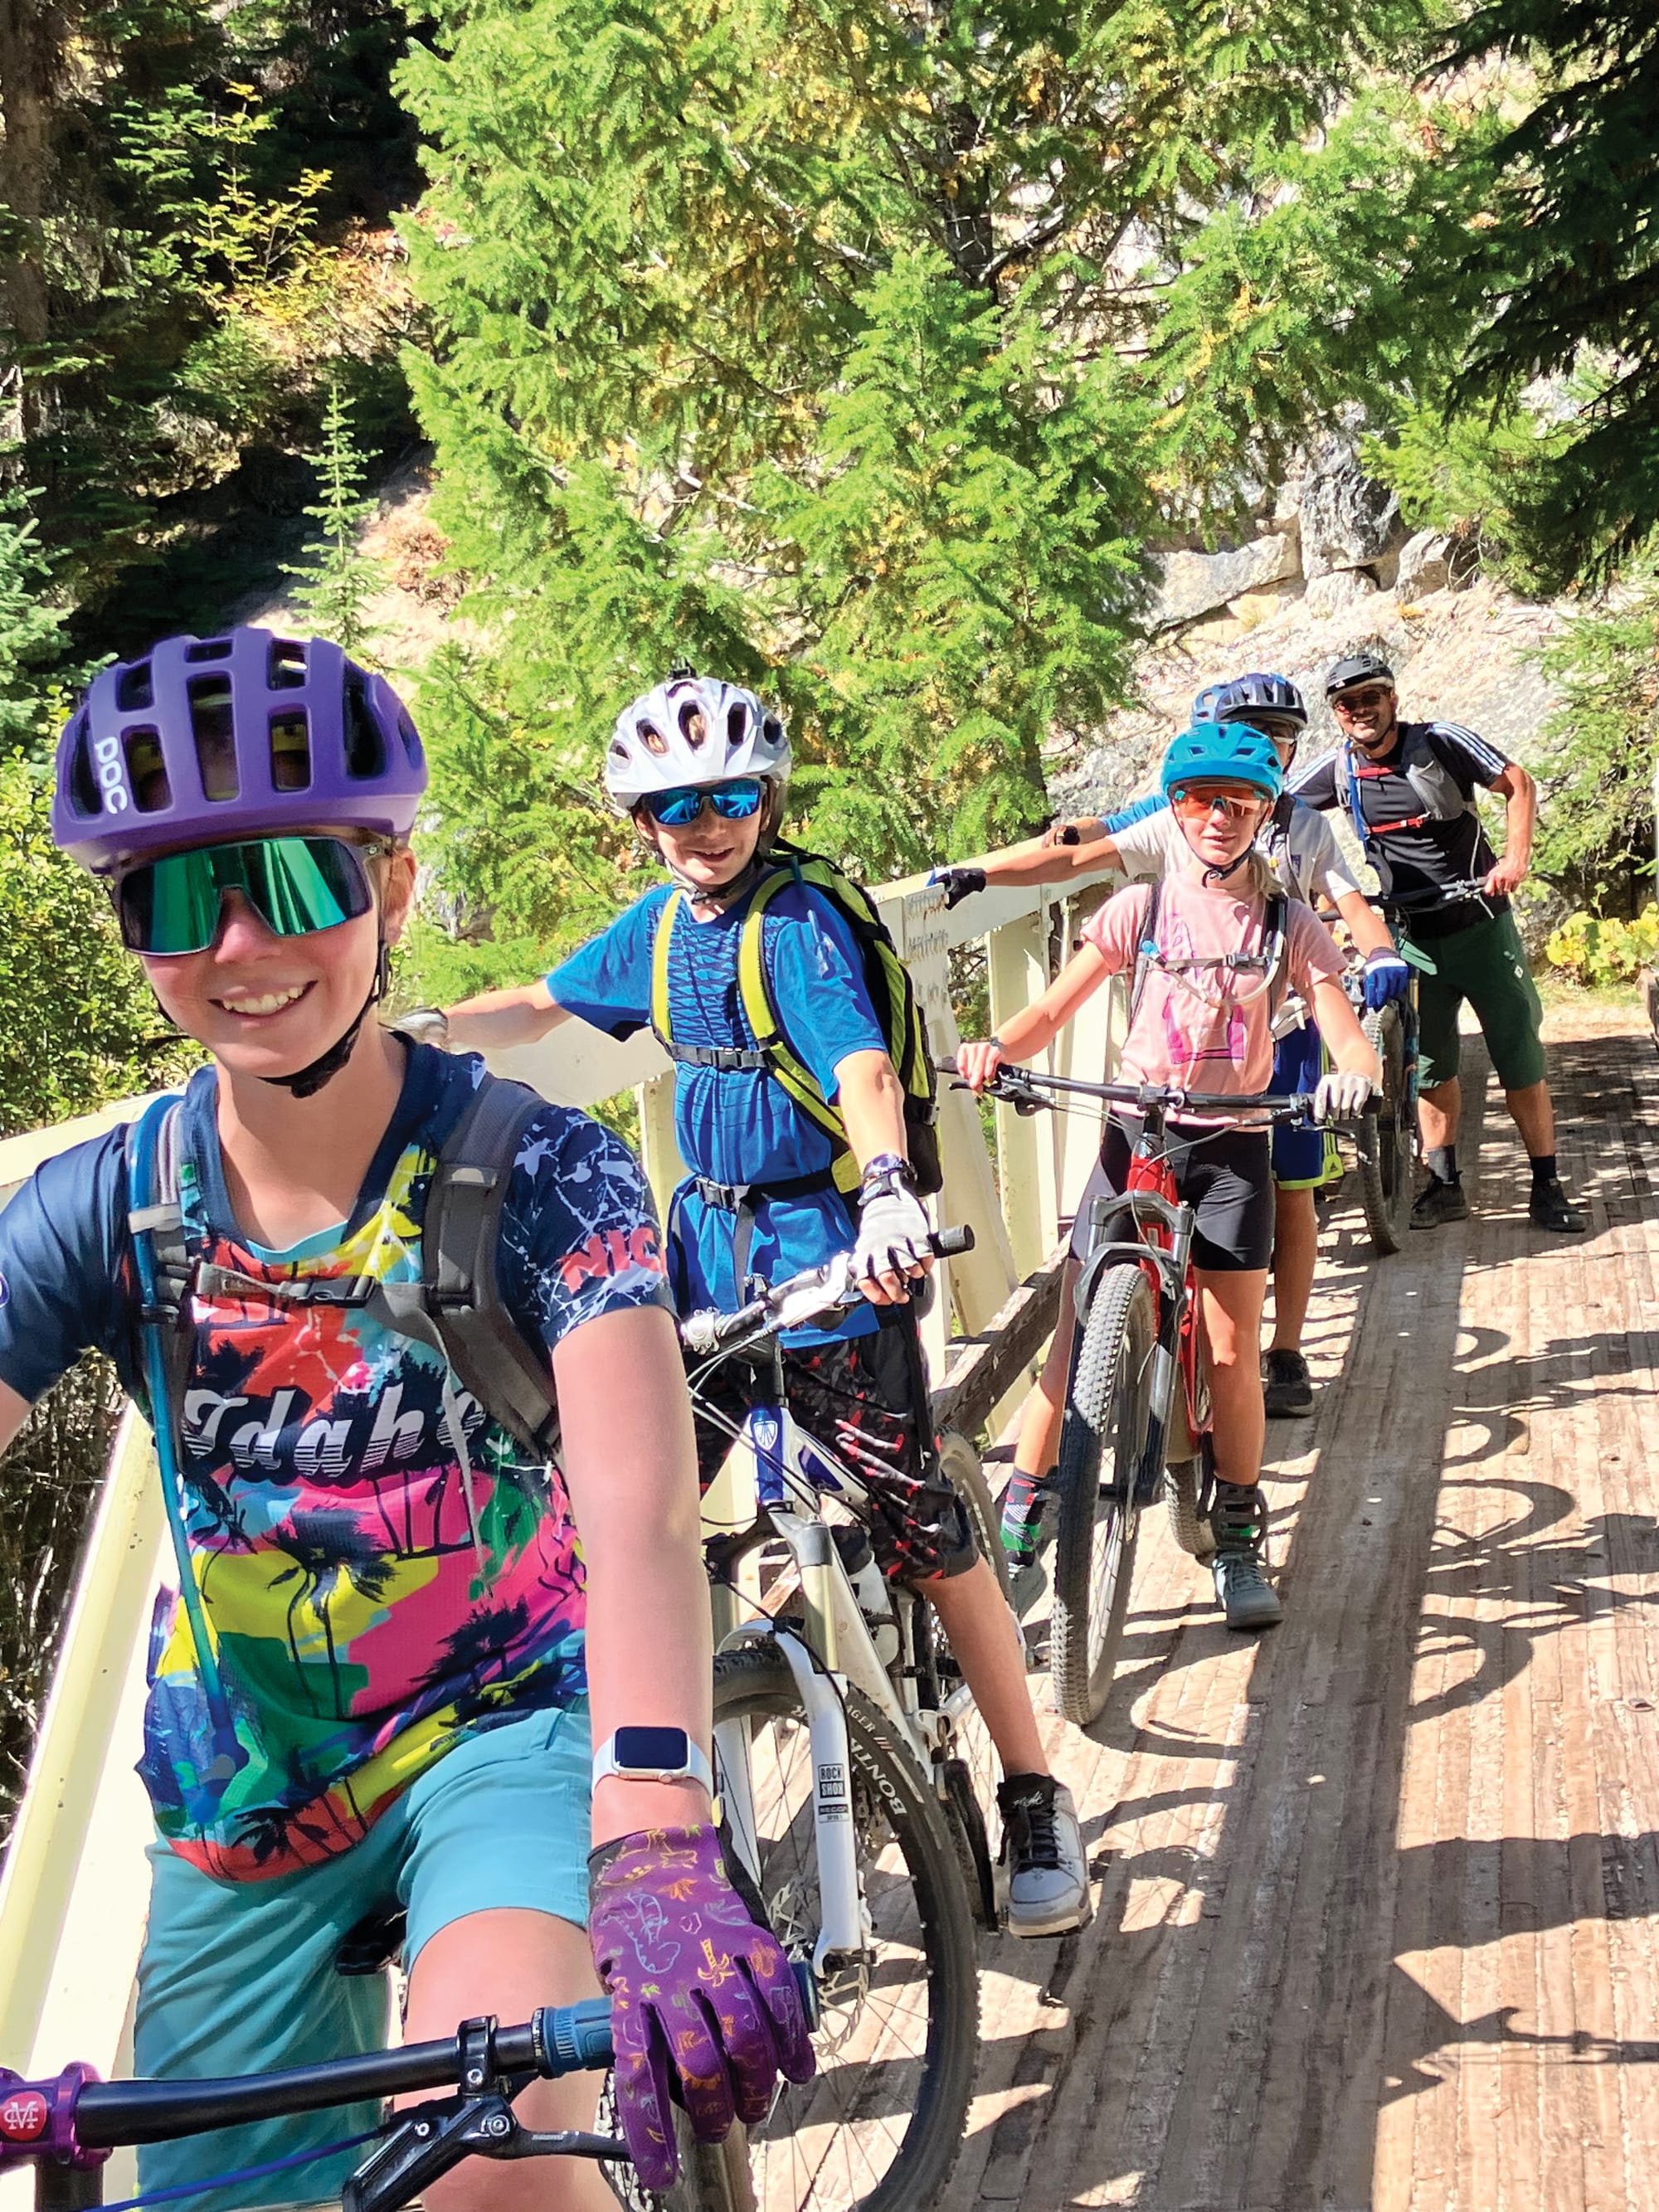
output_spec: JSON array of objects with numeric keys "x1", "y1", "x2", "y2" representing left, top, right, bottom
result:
[{"x1": 929, "y1": 1247, "x2": 1068, "y2": 1442}]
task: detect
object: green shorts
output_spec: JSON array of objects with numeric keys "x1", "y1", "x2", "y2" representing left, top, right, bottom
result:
[
  {"x1": 133, "y1": 1699, "x2": 592, "y2": 2212},
  {"x1": 1409, "y1": 907, "x2": 1546, "y2": 1094}
]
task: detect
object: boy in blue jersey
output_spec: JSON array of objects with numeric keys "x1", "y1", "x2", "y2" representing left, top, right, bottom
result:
[{"x1": 445, "y1": 668, "x2": 1092, "y2": 1936}]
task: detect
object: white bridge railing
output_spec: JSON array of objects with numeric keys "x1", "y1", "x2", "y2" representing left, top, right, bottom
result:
[{"x1": 0, "y1": 859, "x2": 1119, "y2": 2183}]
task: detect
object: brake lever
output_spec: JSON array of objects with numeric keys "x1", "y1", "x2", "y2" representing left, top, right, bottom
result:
[{"x1": 343, "y1": 2094, "x2": 625, "y2": 2212}]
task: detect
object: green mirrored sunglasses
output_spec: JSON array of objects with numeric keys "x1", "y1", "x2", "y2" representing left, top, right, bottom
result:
[{"x1": 114, "y1": 835, "x2": 385, "y2": 957}]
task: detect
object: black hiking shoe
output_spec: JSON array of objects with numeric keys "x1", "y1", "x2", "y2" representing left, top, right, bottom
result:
[
  {"x1": 1209, "y1": 1480, "x2": 1283, "y2": 1631},
  {"x1": 1262, "y1": 1347, "x2": 1313, "y2": 1418},
  {"x1": 997, "y1": 1773, "x2": 1092, "y2": 1937},
  {"x1": 1411, "y1": 1176, "x2": 1471, "y2": 1229},
  {"x1": 1529, "y1": 1176, "x2": 1585, "y2": 1234}
]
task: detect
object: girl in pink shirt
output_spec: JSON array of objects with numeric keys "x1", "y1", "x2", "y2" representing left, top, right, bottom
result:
[{"x1": 958, "y1": 724, "x2": 1379, "y2": 1631}]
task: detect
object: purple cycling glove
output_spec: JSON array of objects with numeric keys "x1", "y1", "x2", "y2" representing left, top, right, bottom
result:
[{"x1": 589, "y1": 1825, "x2": 815, "y2": 2190}]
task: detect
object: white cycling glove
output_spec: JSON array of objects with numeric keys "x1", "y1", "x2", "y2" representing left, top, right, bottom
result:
[
  {"x1": 1311, "y1": 1070, "x2": 1376, "y2": 1124},
  {"x1": 397, "y1": 1008, "x2": 452, "y2": 1051},
  {"x1": 852, "y1": 1172, "x2": 933, "y2": 1288}
]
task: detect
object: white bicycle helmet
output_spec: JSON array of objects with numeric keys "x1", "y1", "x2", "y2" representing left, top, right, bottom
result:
[{"x1": 605, "y1": 668, "x2": 791, "y2": 807}]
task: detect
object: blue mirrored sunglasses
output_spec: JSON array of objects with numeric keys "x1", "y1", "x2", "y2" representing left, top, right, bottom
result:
[{"x1": 636, "y1": 779, "x2": 766, "y2": 829}]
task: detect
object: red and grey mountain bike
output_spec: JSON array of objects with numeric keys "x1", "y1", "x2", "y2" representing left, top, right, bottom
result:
[{"x1": 966, "y1": 1067, "x2": 1362, "y2": 1725}]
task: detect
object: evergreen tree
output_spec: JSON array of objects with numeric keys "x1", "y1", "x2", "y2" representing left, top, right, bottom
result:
[
  {"x1": 284, "y1": 377, "x2": 385, "y2": 656},
  {"x1": 395, "y1": 0, "x2": 1428, "y2": 960},
  {"x1": 1530, "y1": 558, "x2": 1659, "y2": 912},
  {"x1": 0, "y1": 485, "x2": 69, "y2": 749},
  {"x1": 1428, "y1": 0, "x2": 1659, "y2": 586}
]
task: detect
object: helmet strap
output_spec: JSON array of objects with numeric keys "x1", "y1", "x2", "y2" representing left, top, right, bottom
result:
[
  {"x1": 1202, "y1": 848, "x2": 1256, "y2": 888},
  {"x1": 260, "y1": 941, "x2": 391, "y2": 1100}
]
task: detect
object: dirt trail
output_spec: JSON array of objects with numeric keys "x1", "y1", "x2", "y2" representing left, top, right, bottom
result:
[{"x1": 952, "y1": 1009, "x2": 1659, "y2": 2212}]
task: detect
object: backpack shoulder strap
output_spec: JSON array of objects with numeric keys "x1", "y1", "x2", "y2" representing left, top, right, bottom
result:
[
  {"x1": 126, "y1": 1095, "x2": 192, "y2": 1359},
  {"x1": 1128, "y1": 876, "x2": 1164, "y2": 1028},
  {"x1": 649, "y1": 888, "x2": 686, "y2": 1049},
  {"x1": 735, "y1": 868, "x2": 862, "y2": 1194},
  {"x1": 1263, "y1": 892, "x2": 1290, "y2": 1020},
  {"x1": 416, "y1": 1072, "x2": 564, "y2": 1460}
]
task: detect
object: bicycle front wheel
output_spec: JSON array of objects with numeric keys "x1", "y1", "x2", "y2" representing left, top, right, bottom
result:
[
  {"x1": 1051, "y1": 1262, "x2": 1155, "y2": 1728},
  {"x1": 1358, "y1": 1001, "x2": 1414, "y2": 1253},
  {"x1": 703, "y1": 1640, "x2": 979, "y2": 2212}
]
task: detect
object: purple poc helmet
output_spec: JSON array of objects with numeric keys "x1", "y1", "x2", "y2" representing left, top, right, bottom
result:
[{"x1": 52, "y1": 628, "x2": 426, "y2": 873}]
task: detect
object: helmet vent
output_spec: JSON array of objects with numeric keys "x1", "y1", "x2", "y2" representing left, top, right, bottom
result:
[
  {"x1": 66, "y1": 712, "x2": 98, "y2": 817},
  {"x1": 342, "y1": 673, "x2": 387, "y2": 780},
  {"x1": 115, "y1": 662, "x2": 153, "y2": 713},
  {"x1": 184, "y1": 639, "x2": 231, "y2": 664},
  {"x1": 268, "y1": 637, "x2": 308, "y2": 692},
  {"x1": 124, "y1": 729, "x2": 170, "y2": 813},
  {"x1": 270, "y1": 709, "x2": 312, "y2": 791},
  {"x1": 762, "y1": 715, "x2": 784, "y2": 749},
  {"x1": 679, "y1": 702, "x2": 708, "y2": 750},
  {"x1": 637, "y1": 719, "x2": 668, "y2": 756},
  {"x1": 725, "y1": 703, "x2": 748, "y2": 751},
  {"x1": 397, "y1": 709, "x2": 423, "y2": 769},
  {"x1": 187, "y1": 677, "x2": 240, "y2": 801}
]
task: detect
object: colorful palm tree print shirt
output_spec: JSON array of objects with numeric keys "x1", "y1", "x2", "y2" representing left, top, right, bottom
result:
[{"x1": 0, "y1": 1046, "x2": 670, "y2": 1879}]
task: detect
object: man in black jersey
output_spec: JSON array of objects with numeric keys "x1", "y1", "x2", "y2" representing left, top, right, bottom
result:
[{"x1": 1292, "y1": 654, "x2": 1583, "y2": 1234}]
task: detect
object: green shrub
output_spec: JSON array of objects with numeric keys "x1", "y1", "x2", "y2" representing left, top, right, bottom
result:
[
  {"x1": 1544, "y1": 907, "x2": 1659, "y2": 989},
  {"x1": 0, "y1": 751, "x2": 198, "y2": 1137}
]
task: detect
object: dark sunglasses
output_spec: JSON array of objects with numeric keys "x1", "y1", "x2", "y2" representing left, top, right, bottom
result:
[
  {"x1": 635, "y1": 778, "x2": 766, "y2": 829},
  {"x1": 1332, "y1": 686, "x2": 1392, "y2": 713},
  {"x1": 114, "y1": 834, "x2": 384, "y2": 957}
]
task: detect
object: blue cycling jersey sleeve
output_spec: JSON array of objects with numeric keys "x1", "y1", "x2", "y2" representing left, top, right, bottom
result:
[
  {"x1": 0, "y1": 1128, "x2": 133, "y2": 1407},
  {"x1": 1102, "y1": 792, "x2": 1169, "y2": 834},
  {"x1": 544, "y1": 887, "x2": 670, "y2": 1039},
  {"x1": 493, "y1": 1094, "x2": 674, "y2": 1346},
  {"x1": 765, "y1": 887, "x2": 888, "y2": 1098}
]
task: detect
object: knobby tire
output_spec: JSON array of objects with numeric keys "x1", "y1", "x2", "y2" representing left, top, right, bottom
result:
[
  {"x1": 687, "y1": 1641, "x2": 978, "y2": 2212},
  {"x1": 1051, "y1": 1262, "x2": 1156, "y2": 1728},
  {"x1": 1358, "y1": 1002, "x2": 1413, "y2": 1254}
]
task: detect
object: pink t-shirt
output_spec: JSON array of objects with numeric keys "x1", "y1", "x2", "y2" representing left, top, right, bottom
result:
[{"x1": 1082, "y1": 873, "x2": 1345, "y2": 1111}]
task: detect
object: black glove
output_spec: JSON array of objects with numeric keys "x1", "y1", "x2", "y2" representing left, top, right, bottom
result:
[{"x1": 927, "y1": 866, "x2": 987, "y2": 911}]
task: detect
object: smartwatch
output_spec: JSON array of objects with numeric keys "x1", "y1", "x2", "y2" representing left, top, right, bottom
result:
[{"x1": 591, "y1": 1727, "x2": 714, "y2": 1793}]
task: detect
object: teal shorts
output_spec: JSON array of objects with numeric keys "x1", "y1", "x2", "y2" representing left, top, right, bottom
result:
[
  {"x1": 1409, "y1": 907, "x2": 1546, "y2": 1094},
  {"x1": 133, "y1": 1699, "x2": 592, "y2": 2212}
]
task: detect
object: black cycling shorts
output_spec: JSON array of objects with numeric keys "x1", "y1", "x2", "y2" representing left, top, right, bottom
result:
[
  {"x1": 689, "y1": 1305, "x2": 977, "y2": 1585},
  {"x1": 1069, "y1": 1116, "x2": 1275, "y2": 1274}
]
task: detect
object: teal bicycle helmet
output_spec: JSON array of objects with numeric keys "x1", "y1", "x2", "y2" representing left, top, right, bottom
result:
[{"x1": 1160, "y1": 721, "x2": 1283, "y2": 804}]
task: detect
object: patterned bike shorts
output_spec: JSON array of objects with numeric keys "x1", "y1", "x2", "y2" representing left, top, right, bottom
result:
[{"x1": 690, "y1": 1309, "x2": 976, "y2": 1584}]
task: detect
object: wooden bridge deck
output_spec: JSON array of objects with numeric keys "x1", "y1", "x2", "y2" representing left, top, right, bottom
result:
[{"x1": 954, "y1": 1009, "x2": 1659, "y2": 2212}]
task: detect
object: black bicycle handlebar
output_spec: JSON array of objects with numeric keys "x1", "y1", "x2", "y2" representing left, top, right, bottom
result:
[
  {"x1": 60, "y1": 2002, "x2": 615, "y2": 2152},
  {"x1": 680, "y1": 1227, "x2": 975, "y2": 1354},
  {"x1": 935, "y1": 1054, "x2": 1358, "y2": 1120}
]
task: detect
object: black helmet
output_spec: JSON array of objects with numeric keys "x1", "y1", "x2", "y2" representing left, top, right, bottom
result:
[
  {"x1": 1215, "y1": 671, "x2": 1307, "y2": 728},
  {"x1": 1325, "y1": 653, "x2": 1394, "y2": 699}
]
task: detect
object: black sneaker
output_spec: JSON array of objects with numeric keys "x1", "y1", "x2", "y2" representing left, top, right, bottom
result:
[
  {"x1": 997, "y1": 1773, "x2": 1092, "y2": 1937},
  {"x1": 1262, "y1": 1347, "x2": 1313, "y2": 1418},
  {"x1": 1411, "y1": 1175, "x2": 1471, "y2": 1229},
  {"x1": 1529, "y1": 1176, "x2": 1585, "y2": 1234},
  {"x1": 1209, "y1": 1480, "x2": 1283, "y2": 1631}
]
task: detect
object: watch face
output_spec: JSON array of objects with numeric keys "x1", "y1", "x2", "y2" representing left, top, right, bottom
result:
[{"x1": 614, "y1": 1725, "x2": 690, "y2": 1772}]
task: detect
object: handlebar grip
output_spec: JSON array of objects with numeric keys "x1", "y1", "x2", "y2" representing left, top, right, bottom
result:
[
  {"x1": 536, "y1": 1997, "x2": 614, "y2": 2077},
  {"x1": 927, "y1": 1226, "x2": 975, "y2": 1258}
]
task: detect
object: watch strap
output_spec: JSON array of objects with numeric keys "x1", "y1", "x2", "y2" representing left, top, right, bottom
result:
[{"x1": 591, "y1": 1730, "x2": 714, "y2": 1794}]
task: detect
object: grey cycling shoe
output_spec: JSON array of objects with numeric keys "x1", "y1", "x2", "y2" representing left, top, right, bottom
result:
[
  {"x1": 1210, "y1": 1479, "x2": 1283, "y2": 1631},
  {"x1": 998, "y1": 1773, "x2": 1093, "y2": 1937}
]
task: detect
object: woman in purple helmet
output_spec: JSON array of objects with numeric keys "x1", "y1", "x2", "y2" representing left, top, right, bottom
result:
[{"x1": 0, "y1": 630, "x2": 808, "y2": 2211}]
